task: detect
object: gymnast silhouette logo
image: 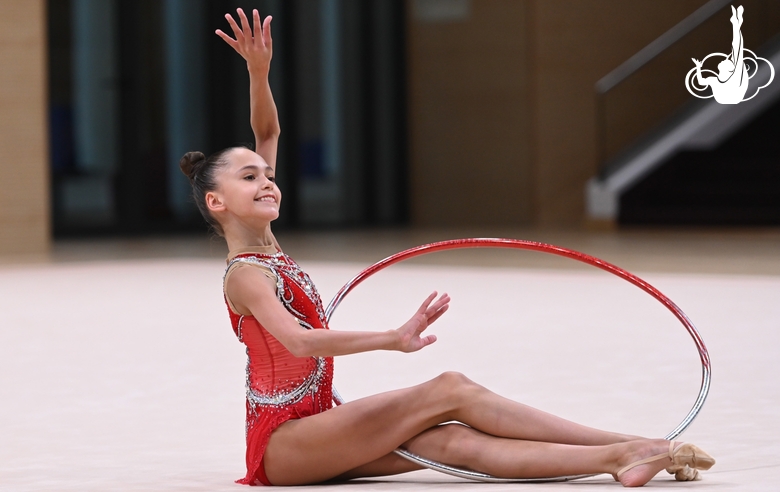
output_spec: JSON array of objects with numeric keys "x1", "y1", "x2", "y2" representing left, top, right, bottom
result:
[{"x1": 685, "y1": 5, "x2": 774, "y2": 104}]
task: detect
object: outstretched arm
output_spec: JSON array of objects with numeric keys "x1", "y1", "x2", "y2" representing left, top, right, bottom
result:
[
  {"x1": 692, "y1": 58, "x2": 709, "y2": 87},
  {"x1": 226, "y1": 267, "x2": 450, "y2": 357},
  {"x1": 217, "y1": 9, "x2": 280, "y2": 170}
]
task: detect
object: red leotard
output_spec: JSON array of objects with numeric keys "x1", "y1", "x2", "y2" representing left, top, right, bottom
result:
[{"x1": 224, "y1": 249, "x2": 334, "y2": 486}]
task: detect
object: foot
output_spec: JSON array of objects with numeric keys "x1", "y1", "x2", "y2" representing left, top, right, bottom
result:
[
  {"x1": 665, "y1": 443, "x2": 715, "y2": 475},
  {"x1": 615, "y1": 440, "x2": 715, "y2": 487},
  {"x1": 731, "y1": 5, "x2": 743, "y2": 26},
  {"x1": 668, "y1": 464, "x2": 700, "y2": 481},
  {"x1": 733, "y1": 5, "x2": 744, "y2": 26},
  {"x1": 614, "y1": 440, "x2": 676, "y2": 487}
]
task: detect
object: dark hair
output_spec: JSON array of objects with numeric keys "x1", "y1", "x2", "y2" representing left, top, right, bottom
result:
[{"x1": 179, "y1": 148, "x2": 237, "y2": 236}]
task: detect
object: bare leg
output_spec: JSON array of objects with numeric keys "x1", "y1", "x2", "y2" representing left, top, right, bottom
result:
[
  {"x1": 730, "y1": 5, "x2": 744, "y2": 65},
  {"x1": 263, "y1": 372, "x2": 653, "y2": 485},
  {"x1": 332, "y1": 452, "x2": 422, "y2": 481},
  {"x1": 337, "y1": 424, "x2": 675, "y2": 487},
  {"x1": 441, "y1": 373, "x2": 640, "y2": 445}
]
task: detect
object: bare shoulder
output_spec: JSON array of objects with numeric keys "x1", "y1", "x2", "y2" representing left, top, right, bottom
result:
[{"x1": 226, "y1": 263, "x2": 279, "y2": 315}]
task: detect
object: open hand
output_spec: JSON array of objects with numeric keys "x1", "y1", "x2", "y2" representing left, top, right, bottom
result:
[
  {"x1": 216, "y1": 9, "x2": 272, "y2": 73},
  {"x1": 394, "y1": 292, "x2": 450, "y2": 353}
]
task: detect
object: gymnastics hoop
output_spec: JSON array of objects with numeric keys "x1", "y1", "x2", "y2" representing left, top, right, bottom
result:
[{"x1": 324, "y1": 238, "x2": 711, "y2": 483}]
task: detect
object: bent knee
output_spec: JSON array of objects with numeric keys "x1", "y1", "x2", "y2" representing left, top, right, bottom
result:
[
  {"x1": 433, "y1": 371, "x2": 472, "y2": 387},
  {"x1": 420, "y1": 372, "x2": 482, "y2": 410},
  {"x1": 430, "y1": 371, "x2": 481, "y2": 397}
]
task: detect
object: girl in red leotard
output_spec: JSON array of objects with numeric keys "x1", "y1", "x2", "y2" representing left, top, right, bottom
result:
[{"x1": 178, "y1": 8, "x2": 715, "y2": 487}]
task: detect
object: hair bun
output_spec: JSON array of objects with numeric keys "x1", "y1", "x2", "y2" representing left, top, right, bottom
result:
[{"x1": 179, "y1": 151, "x2": 206, "y2": 180}]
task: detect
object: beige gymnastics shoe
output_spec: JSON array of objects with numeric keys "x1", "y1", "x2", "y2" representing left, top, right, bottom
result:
[
  {"x1": 617, "y1": 441, "x2": 715, "y2": 482},
  {"x1": 668, "y1": 464, "x2": 700, "y2": 481},
  {"x1": 665, "y1": 442, "x2": 715, "y2": 481}
]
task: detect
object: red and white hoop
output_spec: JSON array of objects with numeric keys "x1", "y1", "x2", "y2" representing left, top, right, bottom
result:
[{"x1": 324, "y1": 238, "x2": 711, "y2": 483}]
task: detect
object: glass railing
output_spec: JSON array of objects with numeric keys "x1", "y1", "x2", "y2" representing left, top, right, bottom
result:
[{"x1": 595, "y1": 0, "x2": 780, "y2": 176}]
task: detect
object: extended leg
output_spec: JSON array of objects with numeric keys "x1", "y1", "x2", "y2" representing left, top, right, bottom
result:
[
  {"x1": 404, "y1": 423, "x2": 672, "y2": 483},
  {"x1": 334, "y1": 424, "x2": 676, "y2": 487},
  {"x1": 730, "y1": 5, "x2": 744, "y2": 64},
  {"x1": 264, "y1": 372, "x2": 645, "y2": 485},
  {"x1": 441, "y1": 372, "x2": 640, "y2": 445}
]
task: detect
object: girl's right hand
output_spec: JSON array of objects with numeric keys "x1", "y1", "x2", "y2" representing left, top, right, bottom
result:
[
  {"x1": 394, "y1": 292, "x2": 450, "y2": 353},
  {"x1": 216, "y1": 8, "x2": 272, "y2": 74}
]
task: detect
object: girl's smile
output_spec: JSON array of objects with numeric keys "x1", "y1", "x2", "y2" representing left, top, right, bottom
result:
[{"x1": 207, "y1": 148, "x2": 282, "y2": 229}]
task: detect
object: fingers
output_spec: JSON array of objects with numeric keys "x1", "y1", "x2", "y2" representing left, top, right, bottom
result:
[
  {"x1": 427, "y1": 304, "x2": 449, "y2": 325},
  {"x1": 412, "y1": 292, "x2": 449, "y2": 324},
  {"x1": 416, "y1": 291, "x2": 438, "y2": 315},
  {"x1": 420, "y1": 334, "x2": 437, "y2": 348},
  {"x1": 398, "y1": 291, "x2": 450, "y2": 352},
  {"x1": 224, "y1": 12, "x2": 244, "y2": 46},
  {"x1": 411, "y1": 294, "x2": 449, "y2": 338},
  {"x1": 418, "y1": 291, "x2": 450, "y2": 311},
  {"x1": 219, "y1": 9, "x2": 273, "y2": 56},
  {"x1": 432, "y1": 292, "x2": 450, "y2": 309},
  {"x1": 263, "y1": 15, "x2": 273, "y2": 49},
  {"x1": 238, "y1": 8, "x2": 252, "y2": 41},
  {"x1": 215, "y1": 29, "x2": 239, "y2": 50},
  {"x1": 425, "y1": 293, "x2": 450, "y2": 315},
  {"x1": 253, "y1": 9, "x2": 262, "y2": 43}
]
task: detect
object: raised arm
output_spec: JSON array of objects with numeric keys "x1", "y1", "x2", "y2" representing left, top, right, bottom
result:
[
  {"x1": 216, "y1": 9, "x2": 280, "y2": 170},
  {"x1": 692, "y1": 58, "x2": 710, "y2": 87},
  {"x1": 226, "y1": 266, "x2": 450, "y2": 357}
]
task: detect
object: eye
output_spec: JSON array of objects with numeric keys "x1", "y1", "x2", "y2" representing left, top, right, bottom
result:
[
  {"x1": 267, "y1": 175, "x2": 276, "y2": 183},
  {"x1": 243, "y1": 174, "x2": 255, "y2": 181}
]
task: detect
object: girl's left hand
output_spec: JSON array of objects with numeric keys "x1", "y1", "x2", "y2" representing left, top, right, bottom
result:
[
  {"x1": 394, "y1": 292, "x2": 450, "y2": 353},
  {"x1": 216, "y1": 8, "x2": 272, "y2": 73}
]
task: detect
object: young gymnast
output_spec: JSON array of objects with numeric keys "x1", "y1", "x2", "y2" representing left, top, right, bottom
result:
[{"x1": 179, "y1": 8, "x2": 715, "y2": 487}]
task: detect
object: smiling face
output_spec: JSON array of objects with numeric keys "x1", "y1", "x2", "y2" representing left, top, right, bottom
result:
[{"x1": 206, "y1": 148, "x2": 281, "y2": 229}]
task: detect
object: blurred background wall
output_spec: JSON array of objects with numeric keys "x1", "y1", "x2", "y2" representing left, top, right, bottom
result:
[
  {"x1": 409, "y1": 0, "x2": 780, "y2": 226},
  {"x1": 0, "y1": 0, "x2": 48, "y2": 255},
  {"x1": 2, "y1": 0, "x2": 779, "y2": 256}
]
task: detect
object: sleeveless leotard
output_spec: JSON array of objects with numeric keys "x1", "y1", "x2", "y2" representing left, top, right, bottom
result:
[{"x1": 224, "y1": 248, "x2": 334, "y2": 486}]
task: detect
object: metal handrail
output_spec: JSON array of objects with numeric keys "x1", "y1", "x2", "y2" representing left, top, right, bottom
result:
[{"x1": 596, "y1": 0, "x2": 730, "y2": 94}]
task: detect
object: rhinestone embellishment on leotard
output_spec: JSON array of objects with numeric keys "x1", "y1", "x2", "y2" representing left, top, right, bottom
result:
[
  {"x1": 244, "y1": 346, "x2": 326, "y2": 409},
  {"x1": 225, "y1": 253, "x2": 328, "y2": 413},
  {"x1": 225, "y1": 253, "x2": 327, "y2": 322}
]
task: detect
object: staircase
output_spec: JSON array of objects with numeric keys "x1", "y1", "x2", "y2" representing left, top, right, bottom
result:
[{"x1": 587, "y1": 1, "x2": 780, "y2": 226}]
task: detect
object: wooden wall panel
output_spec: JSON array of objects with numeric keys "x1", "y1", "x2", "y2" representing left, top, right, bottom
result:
[
  {"x1": 529, "y1": 0, "x2": 708, "y2": 225},
  {"x1": 407, "y1": 0, "x2": 532, "y2": 226},
  {"x1": 0, "y1": 0, "x2": 49, "y2": 255},
  {"x1": 406, "y1": 0, "x2": 730, "y2": 226}
]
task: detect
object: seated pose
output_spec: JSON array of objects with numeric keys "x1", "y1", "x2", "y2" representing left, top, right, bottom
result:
[{"x1": 180, "y1": 8, "x2": 715, "y2": 487}]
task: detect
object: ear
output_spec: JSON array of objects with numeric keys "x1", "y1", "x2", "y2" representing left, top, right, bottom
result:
[{"x1": 206, "y1": 190, "x2": 226, "y2": 213}]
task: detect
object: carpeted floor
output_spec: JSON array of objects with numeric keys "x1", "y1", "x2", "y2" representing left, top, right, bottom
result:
[{"x1": 1, "y1": 236, "x2": 778, "y2": 490}]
